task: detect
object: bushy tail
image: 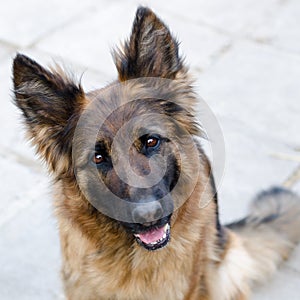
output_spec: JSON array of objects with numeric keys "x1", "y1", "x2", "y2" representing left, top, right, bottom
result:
[
  {"x1": 213, "y1": 187, "x2": 300, "y2": 300},
  {"x1": 228, "y1": 187, "x2": 300, "y2": 270}
]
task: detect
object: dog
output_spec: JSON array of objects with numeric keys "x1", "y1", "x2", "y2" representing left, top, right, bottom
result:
[{"x1": 13, "y1": 6, "x2": 300, "y2": 300}]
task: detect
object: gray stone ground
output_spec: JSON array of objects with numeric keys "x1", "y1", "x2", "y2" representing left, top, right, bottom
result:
[{"x1": 0, "y1": 0, "x2": 300, "y2": 299}]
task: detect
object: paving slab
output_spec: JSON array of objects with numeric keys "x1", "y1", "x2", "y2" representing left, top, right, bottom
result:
[
  {"x1": 36, "y1": 3, "x2": 232, "y2": 75},
  {"x1": 0, "y1": 0, "x2": 106, "y2": 48},
  {"x1": 154, "y1": 14, "x2": 232, "y2": 72},
  {"x1": 0, "y1": 156, "x2": 48, "y2": 227},
  {"x1": 195, "y1": 40, "x2": 300, "y2": 147},
  {"x1": 0, "y1": 43, "x2": 15, "y2": 60},
  {"x1": 0, "y1": 191, "x2": 63, "y2": 300},
  {"x1": 0, "y1": 56, "x2": 40, "y2": 162},
  {"x1": 0, "y1": 1, "x2": 300, "y2": 299},
  {"x1": 35, "y1": 1, "x2": 139, "y2": 80},
  {"x1": 11, "y1": 48, "x2": 109, "y2": 92},
  {"x1": 253, "y1": 265, "x2": 300, "y2": 300},
  {"x1": 209, "y1": 116, "x2": 298, "y2": 223},
  {"x1": 247, "y1": 0, "x2": 300, "y2": 55},
  {"x1": 138, "y1": 0, "x2": 283, "y2": 36}
]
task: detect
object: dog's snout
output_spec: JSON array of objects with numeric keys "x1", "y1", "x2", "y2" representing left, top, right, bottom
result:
[{"x1": 132, "y1": 201, "x2": 163, "y2": 224}]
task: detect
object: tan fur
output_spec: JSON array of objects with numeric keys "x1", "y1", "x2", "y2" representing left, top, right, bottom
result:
[
  {"x1": 54, "y1": 158, "x2": 218, "y2": 300},
  {"x1": 13, "y1": 6, "x2": 300, "y2": 300}
]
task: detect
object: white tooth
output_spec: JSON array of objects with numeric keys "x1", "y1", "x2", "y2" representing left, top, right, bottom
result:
[
  {"x1": 162, "y1": 233, "x2": 166, "y2": 239},
  {"x1": 164, "y1": 223, "x2": 170, "y2": 232}
]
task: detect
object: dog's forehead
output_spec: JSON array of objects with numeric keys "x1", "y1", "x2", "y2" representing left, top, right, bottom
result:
[
  {"x1": 85, "y1": 83, "x2": 170, "y2": 138},
  {"x1": 95, "y1": 102, "x2": 168, "y2": 144}
]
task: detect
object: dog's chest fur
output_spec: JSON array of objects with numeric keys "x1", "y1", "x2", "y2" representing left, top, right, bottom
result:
[{"x1": 55, "y1": 180, "x2": 216, "y2": 300}]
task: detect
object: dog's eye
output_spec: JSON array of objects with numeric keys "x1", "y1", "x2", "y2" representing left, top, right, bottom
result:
[
  {"x1": 93, "y1": 152, "x2": 105, "y2": 164},
  {"x1": 145, "y1": 136, "x2": 160, "y2": 149}
]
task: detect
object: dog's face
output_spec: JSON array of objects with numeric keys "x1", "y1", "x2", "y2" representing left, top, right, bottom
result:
[
  {"x1": 72, "y1": 83, "x2": 201, "y2": 250},
  {"x1": 76, "y1": 95, "x2": 181, "y2": 250},
  {"x1": 13, "y1": 7, "x2": 201, "y2": 251}
]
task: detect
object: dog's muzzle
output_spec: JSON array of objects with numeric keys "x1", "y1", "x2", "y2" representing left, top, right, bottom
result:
[
  {"x1": 121, "y1": 213, "x2": 172, "y2": 251},
  {"x1": 132, "y1": 201, "x2": 163, "y2": 224},
  {"x1": 120, "y1": 195, "x2": 172, "y2": 251}
]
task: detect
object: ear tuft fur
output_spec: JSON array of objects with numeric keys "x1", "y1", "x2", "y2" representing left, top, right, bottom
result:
[
  {"x1": 13, "y1": 53, "x2": 84, "y2": 126},
  {"x1": 113, "y1": 6, "x2": 183, "y2": 81},
  {"x1": 13, "y1": 53, "x2": 85, "y2": 176}
]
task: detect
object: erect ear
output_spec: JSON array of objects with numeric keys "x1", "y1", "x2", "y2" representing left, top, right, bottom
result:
[
  {"x1": 113, "y1": 6, "x2": 184, "y2": 81},
  {"x1": 13, "y1": 53, "x2": 85, "y2": 176}
]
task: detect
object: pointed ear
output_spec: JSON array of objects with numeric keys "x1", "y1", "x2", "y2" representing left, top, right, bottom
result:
[
  {"x1": 13, "y1": 53, "x2": 85, "y2": 176},
  {"x1": 113, "y1": 6, "x2": 183, "y2": 80}
]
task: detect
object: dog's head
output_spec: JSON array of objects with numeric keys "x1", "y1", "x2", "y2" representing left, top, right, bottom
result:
[{"x1": 13, "y1": 7, "x2": 202, "y2": 251}]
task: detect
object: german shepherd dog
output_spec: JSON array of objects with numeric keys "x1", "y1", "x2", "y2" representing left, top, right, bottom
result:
[{"x1": 13, "y1": 6, "x2": 300, "y2": 300}]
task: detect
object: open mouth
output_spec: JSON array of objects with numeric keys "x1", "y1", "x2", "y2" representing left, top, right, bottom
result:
[
  {"x1": 120, "y1": 215, "x2": 171, "y2": 251},
  {"x1": 134, "y1": 223, "x2": 171, "y2": 251}
]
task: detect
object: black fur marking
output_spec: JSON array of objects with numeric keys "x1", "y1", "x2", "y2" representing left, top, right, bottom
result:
[
  {"x1": 256, "y1": 186, "x2": 295, "y2": 199},
  {"x1": 13, "y1": 54, "x2": 84, "y2": 127},
  {"x1": 113, "y1": 6, "x2": 183, "y2": 80},
  {"x1": 13, "y1": 53, "x2": 85, "y2": 176},
  {"x1": 226, "y1": 186, "x2": 299, "y2": 230}
]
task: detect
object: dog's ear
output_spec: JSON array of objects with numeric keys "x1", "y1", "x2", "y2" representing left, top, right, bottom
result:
[
  {"x1": 113, "y1": 6, "x2": 183, "y2": 80},
  {"x1": 13, "y1": 54, "x2": 85, "y2": 176}
]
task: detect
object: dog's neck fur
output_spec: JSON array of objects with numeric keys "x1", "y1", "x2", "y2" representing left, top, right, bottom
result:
[{"x1": 54, "y1": 149, "x2": 222, "y2": 300}]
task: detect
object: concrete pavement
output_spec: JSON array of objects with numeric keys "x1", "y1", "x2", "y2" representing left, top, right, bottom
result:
[{"x1": 0, "y1": 0, "x2": 299, "y2": 299}]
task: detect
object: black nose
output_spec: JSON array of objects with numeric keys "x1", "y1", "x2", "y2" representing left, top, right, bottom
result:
[{"x1": 132, "y1": 201, "x2": 163, "y2": 224}]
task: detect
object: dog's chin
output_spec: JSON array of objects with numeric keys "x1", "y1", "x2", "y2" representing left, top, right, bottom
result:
[{"x1": 121, "y1": 215, "x2": 171, "y2": 251}]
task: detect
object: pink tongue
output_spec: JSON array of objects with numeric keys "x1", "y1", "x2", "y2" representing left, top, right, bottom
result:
[{"x1": 138, "y1": 227, "x2": 165, "y2": 244}]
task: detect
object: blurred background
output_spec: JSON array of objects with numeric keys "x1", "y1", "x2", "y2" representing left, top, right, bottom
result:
[{"x1": 0, "y1": 0, "x2": 300, "y2": 299}]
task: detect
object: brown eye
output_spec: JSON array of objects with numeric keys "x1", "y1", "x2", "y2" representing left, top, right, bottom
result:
[
  {"x1": 146, "y1": 136, "x2": 160, "y2": 148},
  {"x1": 93, "y1": 152, "x2": 104, "y2": 164}
]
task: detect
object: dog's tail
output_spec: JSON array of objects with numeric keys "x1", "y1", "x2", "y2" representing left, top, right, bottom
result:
[{"x1": 212, "y1": 187, "x2": 300, "y2": 300}]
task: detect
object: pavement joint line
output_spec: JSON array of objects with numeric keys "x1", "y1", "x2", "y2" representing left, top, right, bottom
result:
[
  {"x1": 160, "y1": 8, "x2": 300, "y2": 59},
  {"x1": 205, "y1": 114, "x2": 296, "y2": 150},
  {"x1": 0, "y1": 2, "x2": 299, "y2": 298},
  {"x1": 159, "y1": 7, "x2": 235, "y2": 38},
  {"x1": 269, "y1": 152, "x2": 300, "y2": 188},
  {"x1": 26, "y1": 46, "x2": 114, "y2": 82},
  {"x1": 0, "y1": 180, "x2": 50, "y2": 229},
  {"x1": 218, "y1": 34, "x2": 300, "y2": 61},
  {"x1": 189, "y1": 42, "x2": 234, "y2": 73},
  {"x1": 26, "y1": 9, "x2": 95, "y2": 49},
  {"x1": 283, "y1": 164, "x2": 300, "y2": 188},
  {"x1": 0, "y1": 39, "x2": 19, "y2": 51},
  {"x1": 209, "y1": 42, "x2": 234, "y2": 66},
  {"x1": 270, "y1": 153, "x2": 300, "y2": 163},
  {"x1": 256, "y1": 43, "x2": 300, "y2": 60},
  {"x1": 285, "y1": 265, "x2": 300, "y2": 276},
  {"x1": 159, "y1": 7, "x2": 278, "y2": 47},
  {"x1": 0, "y1": 146, "x2": 43, "y2": 173},
  {"x1": 26, "y1": 1, "x2": 115, "y2": 49}
]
